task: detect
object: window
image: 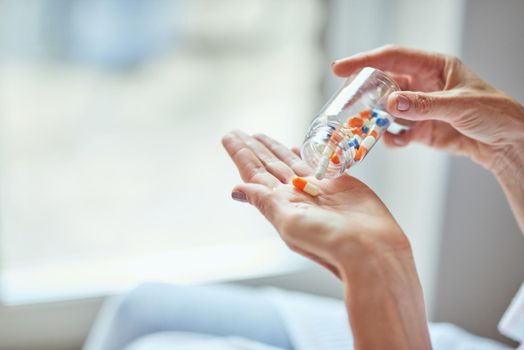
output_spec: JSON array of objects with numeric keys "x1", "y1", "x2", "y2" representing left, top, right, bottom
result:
[{"x1": 0, "y1": 0, "x2": 325, "y2": 303}]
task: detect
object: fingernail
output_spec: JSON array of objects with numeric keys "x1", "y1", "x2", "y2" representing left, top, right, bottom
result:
[
  {"x1": 396, "y1": 94, "x2": 410, "y2": 111},
  {"x1": 231, "y1": 191, "x2": 248, "y2": 202}
]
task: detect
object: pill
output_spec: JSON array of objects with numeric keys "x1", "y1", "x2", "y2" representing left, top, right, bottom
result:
[
  {"x1": 367, "y1": 126, "x2": 378, "y2": 139},
  {"x1": 361, "y1": 135, "x2": 376, "y2": 149},
  {"x1": 330, "y1": 153, "x2": 340, "y2": 165},
  {"x1": 349, "y1": 117, "x2": 363, "y2": 128},
  {"x1": 315, "y1": 143, "x2": 336, "y2": 179},
  {"x1": 292, "y1": 177, "x2": 320, "y2": 196},
  {"x1": 348, "y1": 134, "x2": 362, "y2": 149},
  {"x1": 354, "y1": 146, "x2": 367, "y2": 161},
  {"x1": 354, "y1": 134, "x2": 377, "y2": 161},
  {"x1": 361, "y1": 125, "x2": 369, "y2": 134},
  {"x1": 351, "y1": 128, "x2": 363, "y2": 137},
  {"x1": 376, "y1": 117, "x2": 390, "y2": 128},
  {"x1": 359, "y1": 109, "x2": 372, "y2": 119},
  {"x1": 364, "y1": 118, "x2": 375, "y2": 127}
]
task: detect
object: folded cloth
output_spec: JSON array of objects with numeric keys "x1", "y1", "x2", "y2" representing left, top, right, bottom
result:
[
  {"x1": 85, "y1": 283, "x2": 514, "y2": 350},
  {"x1": 499, "y1": 282, "x2": 524, "y2": 349},
  {"x1": 124, "y1": 332, "x2": 286, "y2": 350}
]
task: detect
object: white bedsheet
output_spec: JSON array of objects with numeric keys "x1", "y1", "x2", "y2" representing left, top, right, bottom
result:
[{"x1": 122, "y1": 287, "x2": 514, "y2": 350}]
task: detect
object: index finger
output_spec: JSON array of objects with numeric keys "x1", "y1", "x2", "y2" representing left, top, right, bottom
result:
[{"x1": 332, "y1": 45, "x2": 444, "y2": 77}]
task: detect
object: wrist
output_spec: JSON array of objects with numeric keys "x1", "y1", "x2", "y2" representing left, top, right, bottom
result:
[
  {"x1": 331, "y1": 224, "x2": 412, "y2": 273},
  {"x1": 337, "y1": 240, "x2": 415, "y2": 285}
]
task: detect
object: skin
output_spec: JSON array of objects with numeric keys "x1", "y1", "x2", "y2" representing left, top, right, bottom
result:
[{"x1": 223, "y1": 45, "x2": 524, "y2": 349}]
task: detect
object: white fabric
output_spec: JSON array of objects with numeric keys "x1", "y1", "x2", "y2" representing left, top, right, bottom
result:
[
  {"x1": 499, "y1": 282, "x2": 524, "y2": 346},
  {"x1": 118, "y1": 284, "x2": 523, "y2": 350},
  {"x1": 124, "y1": 332, "x2": 285, "y2": 350},
  {"x1": 265, "y1": 288, "x2": 353, "y2": 350}
]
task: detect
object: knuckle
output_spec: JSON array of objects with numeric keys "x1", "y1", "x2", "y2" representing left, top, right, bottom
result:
[{"x1": 412, "y1": 94, "x2": 433, "y2": 114}]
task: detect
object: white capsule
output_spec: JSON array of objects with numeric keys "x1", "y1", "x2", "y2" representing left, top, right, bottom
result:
[
  {"x1": 303, "y1": 182, "x2": 320, "y2": 196},
  {"x1": 315, "y1": 143, "x2": 335, "y2": 179},
  {"x1": 315, "y1": 157, "x2": 330, "y2": 179},
  {"x1": 361, "y1": 135, "x2": 376, "y2": 150},
  {"x1": 364, "y1": 118, "x2": 375, "y2": 128}
]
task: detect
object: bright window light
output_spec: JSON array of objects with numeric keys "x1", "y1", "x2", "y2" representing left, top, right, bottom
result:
[{"x1": 0, "y1": 0, "x2": 324, "y2": 302}]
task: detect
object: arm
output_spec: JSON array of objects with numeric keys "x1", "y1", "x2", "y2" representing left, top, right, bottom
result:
[{"x1": 340, "y1": 248, "x2": 431, "y2": 350}]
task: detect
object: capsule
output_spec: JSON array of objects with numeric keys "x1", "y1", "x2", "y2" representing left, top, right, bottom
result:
[
  {"x1": 376, "y1": 117, "x2": 390, "y2": 128},
  {"x1": 348, "y1": 117, "x2": 363, "y2": 128},
  {"x1": 330, "y1": 153, "x2": 340, "y2": 165},
  {"x1": 315, "y1": 143, "x2": 335, "y2": 179},
  {"x1": 292, "y1": 177, "x2": 320, "y2": 197},
  {"x1": 359, "y1": 109, "x2": 372, "y2": 119},
  {"x1": 354, "y1": 146, "x2": 367, "y2": 161},
  {"x1": 354, "y1": 134, "x2": 377, "y2": 161}
]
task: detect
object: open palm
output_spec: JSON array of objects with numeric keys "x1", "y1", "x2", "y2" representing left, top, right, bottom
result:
[{"x1": 222, "y1": 130, "x2": 408, "y2": 277}]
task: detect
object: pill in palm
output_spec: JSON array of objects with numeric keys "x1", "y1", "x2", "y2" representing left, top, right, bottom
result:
[{"x1": 292, "y1": 177, "x2": 320, "y2": 197}]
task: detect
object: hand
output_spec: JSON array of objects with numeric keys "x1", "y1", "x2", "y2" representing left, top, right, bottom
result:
[
  {"x1": 222, "y1": 130, "x2": 410, "y2": 277},
  {"x1": 222, "y1": 130, "x2": 431, "y2": 349},
  {"x1": 332, "y1": 45, "x2": 524, "y2": 176}
]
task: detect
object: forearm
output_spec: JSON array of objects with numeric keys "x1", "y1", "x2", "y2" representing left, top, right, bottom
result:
[{"x1": 339, "y1": 248, "x2": 431, "y2": 350}]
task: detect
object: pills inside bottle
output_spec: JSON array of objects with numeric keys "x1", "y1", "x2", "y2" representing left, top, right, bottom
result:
[{"x1": 301, "y1": 67, "x2": 406, "y2": 180}]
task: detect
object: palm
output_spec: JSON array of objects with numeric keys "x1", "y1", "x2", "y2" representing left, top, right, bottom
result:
[{"x1": 223, "y1": 131, "x2": 405, "y2": 277}]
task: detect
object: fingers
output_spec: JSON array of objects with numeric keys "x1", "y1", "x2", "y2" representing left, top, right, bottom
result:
[
  {"x1": 332, "y1": 45, "x2": 444, "y2": 77},
  {"x1": 222, "y1": 131, "x2": 281, "y2": 187},
  {"x1": 254, "y1": 134, "x2": 312, "y2": 177},
  {"x1": 234, "y1": 131, "x2": 297, "y2": 183},
  {"x1": 291, "y1": 147, "x2": 302, "y2": 158}
]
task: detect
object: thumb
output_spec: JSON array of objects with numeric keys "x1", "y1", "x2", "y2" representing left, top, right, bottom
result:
[
  {"x1": 387, "y1": 91, "x2": 460, "y2": 122},
  {"x1": 231, "y1": 183, "x2": 280, "y2": 223}
]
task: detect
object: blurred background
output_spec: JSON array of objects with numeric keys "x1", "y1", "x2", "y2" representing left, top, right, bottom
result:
[{"x1": 0, "y1": 0, "x2": 523, "y2": 349}]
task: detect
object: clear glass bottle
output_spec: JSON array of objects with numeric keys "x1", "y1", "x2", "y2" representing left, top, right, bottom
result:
[{"x1": 301, "y1": 67, "x2": 405, "y2": 179}]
